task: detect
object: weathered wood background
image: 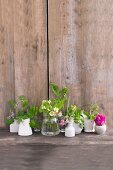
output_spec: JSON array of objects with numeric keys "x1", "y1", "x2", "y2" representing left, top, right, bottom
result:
[{"x1": 0, "y1": 0, "x2": 113, "y2": 127}]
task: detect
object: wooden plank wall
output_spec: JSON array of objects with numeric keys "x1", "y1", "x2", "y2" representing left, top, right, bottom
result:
[
  {"x1": 0, "y1": 0, "x2": 113, "y2": 127},
  {"x1": 48, "y1": 0, "x2": 82, "y2": 106},
  {"x1": 49, "y1": 0, "x2": 113, "y2": 128},
  {"x1": 0, "y1": 0, "x2": 48, "y2": 127}
]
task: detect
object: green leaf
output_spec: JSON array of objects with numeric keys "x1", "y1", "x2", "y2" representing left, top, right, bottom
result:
[
  {"x1": 5, "y1": 118, "x2": 14, "y2": 126},
  {"x1": 59, "y1": 87, "x2": 68, "y2": 98},
  {"x1": 30, "y1": 119, "x2": 37, "y2": 128},
  {"x1": 50, "y1": 82, "x2": 60, "y2": 97},
  {"x1": 8, "y1": 100, "x2": 16, "y2": 111}
]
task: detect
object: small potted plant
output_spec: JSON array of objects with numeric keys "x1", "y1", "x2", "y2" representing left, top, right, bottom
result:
[
  {"x1": 15, "y1": 96, "x2": 38, "y2": 136},
  {"x1": 84, "y1": 104, "x2": 99, "y2": 132},
  {"x1": 40, "y1": 82, "x2": 69, "y2": 136},
  {"x1": 94, "y1": 114, "x2": 106, "y2": 135},
  {"x1": 39, "y1": 99, "x2": 64, "y2": 136},
  {"x1": 66, "y1": 105, "x2": 84, "y2": 135},
  {"x1": 50, "y1": 82, "x2": 70, "y2": 133},
  {"x1": 5, "y1": 99, "x2": 19, "y2": 133}
]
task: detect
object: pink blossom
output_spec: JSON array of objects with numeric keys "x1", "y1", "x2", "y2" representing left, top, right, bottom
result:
[
  {"x1": 94, "y1": 114, "x2": 106, "y2": 126},
  {"x1": 59, "y1": 119, "x2": 65, "y2": 127}
]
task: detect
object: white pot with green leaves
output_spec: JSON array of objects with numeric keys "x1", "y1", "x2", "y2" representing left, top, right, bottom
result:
[
  {"x1": 66, "y1": 105, "x2": 84, "y2": 135},
  {"x1": 18, "y1": 118, "x2": 32, "y2": 136},
  {"x1": 6, "y1": 116, "x2": 19, "y2": 133},
  {"x1": 14, "y1": 96, "x2": 38, "y2": 136},
  {"x1": 84, "y1": 104, "x2": 99, "y2": 132},
  {"x1": 73, "y1": 107, "x2": 84, "y2": 134}
]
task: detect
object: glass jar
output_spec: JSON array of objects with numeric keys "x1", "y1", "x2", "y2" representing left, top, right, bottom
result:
[{"x1": 41, "y1": 114, "x2": 60, "y2": 136}]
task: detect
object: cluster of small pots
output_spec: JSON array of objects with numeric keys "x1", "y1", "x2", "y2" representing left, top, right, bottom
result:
[
  {"x1": 65, "y1": 118, "x2": 107, "y2": 138},
  {"x1": 10, "y1": 118, "x2": 32, "y2": 136},
  {"x1": 10, "y1": 117, "x2": 107, "y2": 137}
]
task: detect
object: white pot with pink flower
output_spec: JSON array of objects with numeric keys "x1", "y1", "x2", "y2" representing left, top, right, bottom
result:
[{"x1": 94, "y1": 114, "x2": 106, "y2": 135}]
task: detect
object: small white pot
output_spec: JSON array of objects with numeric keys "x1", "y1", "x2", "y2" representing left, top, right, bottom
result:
[
  {"x1": 84, "y1": 119, "x2": 95, "y2": 132},
  {"x1": 10, "y1": 119, "x2": 19, "y2": 133},
  {"x1": 74, "y1": 123, "x2": 82, "y2": 134},
  {"x1": 95, "y1": 124, "x2": 106, "y2": 135},
  {"x1": 18, "y1": 118, "x2": 33, "y2": 136},
  {"x1": 65, "y1": 119, "x2": 75, "y2": 137}
]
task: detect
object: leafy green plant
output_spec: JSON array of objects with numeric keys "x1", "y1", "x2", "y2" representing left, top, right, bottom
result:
[
  {"x1": 16, "y1": 105, "x2": 38, "y2": 123},
  {"x1": 16, "y1": 95, "x2": 29, "y2": 112},
  {"x1": 66, "y1": 105, "x2": 85, "y2": 128},
  {"x1": 6, "y1": 96, "x2": 39, "y2": 128},
  {"x1": 84, "y1": 104, "x2": 99, "y2": 120},
  {"x1": 50, "y1": 82, "x2": 69, "y2": 112},
  {"x1": 39, "y1": 99, "x2": 64, "y2": 117},
  {"x1": 50, "y1": 82, "x2": 68, "y2": 99},
  {"x1": 5, "y1": 117, "x2": 14, "y2": 126}
]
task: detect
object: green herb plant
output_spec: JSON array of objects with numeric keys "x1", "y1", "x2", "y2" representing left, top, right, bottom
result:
[
  {"x1": 50, "y1": 82, "x2": 68, "y2": 109},
  {"x1": 39, "y1": 83, "x2": 69, "y2": 133},
  {"x1": 66, "y1": 105, "x2": 85, "y2": 128},
  {"x1": 15, "y1": 96, "x2": 38, "y2": 124},
  {"x1": 84, "y1": 104, "x2": 99, "y2": 120}
]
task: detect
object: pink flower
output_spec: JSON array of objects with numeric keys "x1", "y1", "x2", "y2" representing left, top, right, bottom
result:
[
  {"x1": 59, "y1": 119, "x2": 65, "y2": 127},
  {"x1": 94, "y1": 114, "x2": 106, "y2": 126}
]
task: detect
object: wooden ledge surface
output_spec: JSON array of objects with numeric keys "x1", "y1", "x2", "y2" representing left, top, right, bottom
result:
[{"x1": 0, "y1": 129, "x2": 113, "y2": 146}]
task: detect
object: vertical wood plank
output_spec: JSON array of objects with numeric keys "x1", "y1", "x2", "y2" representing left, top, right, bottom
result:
[
  {"x1": 14, "y1": 0, "x2": 48, "y2": 105},
  {"x1": 0, "y1": 0, "x2": 15, "y2": 127},
  {"x1": 81, "y1": 0, "x2": 113, "y2": 127},
  {"x1": 48, "y1": 0, "x2": 82, "y2": 105}
]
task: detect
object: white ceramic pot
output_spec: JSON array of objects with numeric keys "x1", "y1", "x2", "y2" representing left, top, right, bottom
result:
[
  {"x1": 10, "y1": 119, "x2": 19, "y2": 133},
  {"x1": 95, "y1": 124, "x2": 106, "y2": 135},
  {"x1": 65, "y1": 119, "x2": 75, "y2": 137},
  {"x1": 84, "y1": 119, "x2": 95, "y2": 132},
  {"x1": 18, "y1": 118, "x2": 33, "y2": 136},
  {"x1": 74, "y1": 123, "x2": 82, "y2": 134}
]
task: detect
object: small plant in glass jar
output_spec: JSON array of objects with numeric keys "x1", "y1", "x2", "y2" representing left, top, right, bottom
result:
[{"x1": 39, "y1": 99, "x2": 65, "y2": 136}]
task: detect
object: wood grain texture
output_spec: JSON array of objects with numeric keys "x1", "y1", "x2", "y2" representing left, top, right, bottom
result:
[
  {"x1": 0, "y1": 0, "x2": 15, "y2": 127},
  {"x1": 0, "y1": 0, "x2": 113, "y2": 128},
  {"x1": 48, "y1": 0, "x2": 82, "y2": 105},
  {"x1": 49, "y1": 0, "x2": 113, "y2": 127},
  {"x1": 0, "y1": 0, "x2": 47, "y2": 126},
  {"x1": 81, "y1": 0, "x2": 113, "y2": 127},
  {"x1": 14, "y1": 0, "x2": 48, "y2": 105}
]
